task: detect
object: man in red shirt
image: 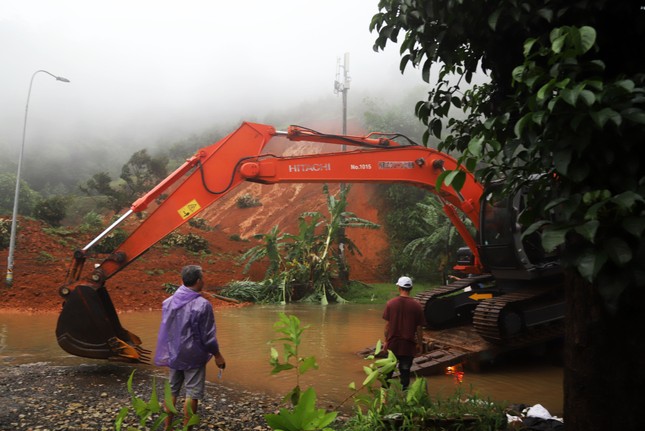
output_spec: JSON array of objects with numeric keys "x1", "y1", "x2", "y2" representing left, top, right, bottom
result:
[{"x1": 382, "y1": 276, "x2": 426, "y2": 390}]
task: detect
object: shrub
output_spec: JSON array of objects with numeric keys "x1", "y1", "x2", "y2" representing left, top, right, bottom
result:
[
  {"x1": 188, "y1": 217, "x2": 210, "y2": 231},
  {"x1": 236, "y1": 193, "x2": 262, "y2": 208},
  {"x1": 161, "y1": 232, "x2": 210, "y2": 254},
  {"x1": 92, "y1": 229, "x2": 129, "y2": 254},
  {"x1": 0, "y1": 218, "x2": 11, "y2": 249},
  {"x1": 33, "y1": 196, "x2": 67, "y2": 227}
]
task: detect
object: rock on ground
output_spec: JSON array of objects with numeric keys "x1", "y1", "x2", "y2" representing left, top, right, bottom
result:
[{"x1": 0, "y1": 362, "x2": 284, "y2": 431}]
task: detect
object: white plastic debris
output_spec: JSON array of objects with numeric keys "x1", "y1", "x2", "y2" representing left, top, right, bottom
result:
[{"x1": 526, "y1": 404, "x2": 553, "y2": 420}]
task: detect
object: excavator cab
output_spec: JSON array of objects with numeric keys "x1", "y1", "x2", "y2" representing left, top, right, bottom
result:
[{"x1": 478, "y1": 186, "x2": 561, "y2": 280}]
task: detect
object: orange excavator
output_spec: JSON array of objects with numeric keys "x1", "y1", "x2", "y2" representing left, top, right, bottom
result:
[{"x1": 55, "y1": 122, "x2": 564, "y2": 363}]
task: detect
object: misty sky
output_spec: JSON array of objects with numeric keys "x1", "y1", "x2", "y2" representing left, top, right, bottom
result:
[{"x1": 1, "y1": 0, "x2": 424, "y2": 163}]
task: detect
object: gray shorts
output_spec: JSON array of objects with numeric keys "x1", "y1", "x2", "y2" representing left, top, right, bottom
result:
[{"x1": 169, "y1": 366, "x2": 206, "y2": 400}]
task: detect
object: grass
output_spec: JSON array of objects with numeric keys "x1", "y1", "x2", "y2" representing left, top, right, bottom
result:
[{"x1": 341, "y1": 281, "x2": 439, "y2": 304}]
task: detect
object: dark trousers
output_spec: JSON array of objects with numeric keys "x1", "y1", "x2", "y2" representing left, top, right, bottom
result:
[{"x1": 386, "y1": 354, "x2": 414, "y2": 390}]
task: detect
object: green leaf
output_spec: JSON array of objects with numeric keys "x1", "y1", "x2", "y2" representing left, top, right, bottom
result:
[
  {"x1": 114, "y1": 407, "x2": 129, "y2": 431},
  {"x1": 513, "y1": 113, "x2": 532, "y2": 137},
  {"x1": 577, "y1": 250, "x2": 607, "y2": 282},
  {"x1": 542, "y1": 227, "x2": 568, "y2": 252},
  {"x1": 537, "y1": 8, "x2": 553, "y2": 23},
  {"x1": 348, "y1": 381, "x2": 356, "y2": 390},
  {"x1": 623, "y1": 216, "x2": 645, "y2": 238},
  {"x1": 553, "y1": 149, "x2": 572, "y2": 174},
  {"x1": 622, "y1": 108, "x2": 645, "y2": 124},
  {"x1": 551, "y1": 34, "x2": 567, "y2": 54},
  {"x1": 615, "y1": 79, "x2": 635, "y2": 92},
  {"x1": 537, "y1": 79, "x2": 555, "y2": 101},
  {"x1": 560, "y1": 88, "x2": 578, "y2": 106},
  {"x1": 444, "y1": 170, "x2": 466, "y2": 192},
  {"x1": 574, "y1": 220, "x2": 599, "y2": 243},
  {"x1": 605, "y1": 238, "x2": 633, "y2": 266},
  {"x1": 362, "y1": 369, "x2": 380, "y2": 386},
  {"x1": 579, "y1": 26, "x2": 597, "y2": 53},
  {"x1": 523, "y1": 38, "x2": 538, "y2": 57},
  {"x1": 579, "y1": 90, "x2": 596, "y2": 106},
  {"x1": 147, "y1": 377, "x2": 161, "y2": 414},
  {"x1": 488, "y1": 8, "x2": 501, "y2": 30},
  {"x1": 512, "y1": 65, "x2": 525, "y2": 83},
  {"x1": 270, "y1": 363, "x2": 295, "y2": 375},
  {"x1": 521, "y1": 220, "x2": 550, "y2": 239},
  {"x1": 612, "y1": 191, "x2": 644, "y2": 210},
  {"x1": 590, "y1": 108, "x2": 621, "y2": 128},
  {"x1": 374, "y1": 339, "x2": 383, "y2": 355},
  {"x1": 164, "y1": 381, "x2": 178, "y2": 414},
  {"x1": 467, "y1": 135, "x2": 484, "y2": 157},
  {"x1": 298, "y1": 356, "x2": 319, "y2": 374},
  {"x1": 422, "y1": 59, "x2": 431, "y2": 83}
]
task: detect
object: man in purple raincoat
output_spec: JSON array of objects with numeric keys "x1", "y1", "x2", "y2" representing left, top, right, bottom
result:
[{"x1": 155, "y1": 265, "x2": 226, "y2": 429}]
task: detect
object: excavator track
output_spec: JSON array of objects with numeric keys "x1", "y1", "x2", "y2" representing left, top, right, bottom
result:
[
  {"x1": 473, "y1": 285, "x2": 565, "y2": 345},
  {"x1": 414, "y1": 274, "x2": 497, "y2": 328}
]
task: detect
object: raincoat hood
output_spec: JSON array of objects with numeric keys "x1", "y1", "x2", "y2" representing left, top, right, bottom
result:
[{"x1": 168, "y1": 285, "x2": 201, "y2": 310}]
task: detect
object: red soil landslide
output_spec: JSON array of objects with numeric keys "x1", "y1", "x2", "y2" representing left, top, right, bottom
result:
[{"x1": 0, "y1": 183, "x2": 390, "y2": 313}]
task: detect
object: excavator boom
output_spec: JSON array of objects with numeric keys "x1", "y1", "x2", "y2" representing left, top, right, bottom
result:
[{"x1": 56, "y1": 122, "x2": 483, "y2": 362}]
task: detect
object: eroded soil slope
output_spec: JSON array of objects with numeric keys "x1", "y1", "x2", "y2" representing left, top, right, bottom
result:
[{"x1": 0, "y1": 182, "x2": 390, "y2": 312}]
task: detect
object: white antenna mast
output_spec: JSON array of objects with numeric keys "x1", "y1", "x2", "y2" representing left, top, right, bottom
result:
[{"x1": 334, "y1": 52, "x2": 351, "y2": 134}]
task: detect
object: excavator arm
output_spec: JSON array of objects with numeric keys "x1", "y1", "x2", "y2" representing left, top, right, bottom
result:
[{"x1": 56, "y1": 122, "x2": 483, "y2": 362}]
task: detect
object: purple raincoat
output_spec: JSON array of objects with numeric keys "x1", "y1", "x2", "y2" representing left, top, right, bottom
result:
[{"x1": 154, "y1": 285, "x2": 220, "y2": 370}]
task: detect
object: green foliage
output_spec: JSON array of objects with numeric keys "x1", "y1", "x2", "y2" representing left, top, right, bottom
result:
[
  {"x1": 37, "y1": 251, "x2": 55, "y2": 262},
  {"x1": 188, "y1": 217, "x2": 210, "y2": 231},
  {"x1": 265, "y1": 313, "x2": 337, "y2": 431},
  {"x1": 92, "y1": 228, "x2": 129, "y2": 254},
  {"x1": 241, "y1": 185, "x2": 379, "y2": 304},
  {"x1": 79, "y1": 211, "x2": 104, "y2": 233},
  {"x1": 0, "y1": 172, "x2": 41, "y2": 217},
  {"x1": 161, "y1": 232, "x2": 210, "y2": 254},
  {"x1": 219, "y1": 279, "x2": 283, "y2": 303},
  {"x1": 236, "y1": 193, "x2": 262, "y2": 208},
  {"x1": 33, "y1": 195, "x2": 68, "y2": 227},
  {"x1": 0, "y1": 218, "x2": 10, "y2": 249},
  {"x1": 402, "y1": 198, "x2": 473, "y2": 282},
  {"x1": 80, "y1": 149, "x2": 169, "y2": 213},
  {"x1": 115, "y1": 370, "x2": 198, "y2": 431},
  {"x1": 371, "y1": 1, "x2": 645, "y2": 314},
  {"x1": 343, "y1": 342, "x2": 506, "y2": 430}
]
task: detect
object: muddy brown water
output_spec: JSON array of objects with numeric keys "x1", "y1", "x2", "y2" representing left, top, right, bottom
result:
[{"x1": 0, "y1": 304, "x2": 563, "y2": 415}]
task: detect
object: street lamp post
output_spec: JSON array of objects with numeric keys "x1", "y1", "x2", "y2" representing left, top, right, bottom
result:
[{"x1": 5, "y1": 70, "x2": 70, "y2": 286}]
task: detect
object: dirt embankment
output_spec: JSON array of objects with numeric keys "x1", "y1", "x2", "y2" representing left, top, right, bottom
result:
[{"x1": 0, "y1": 182, "x2": 390, "y2": 313}]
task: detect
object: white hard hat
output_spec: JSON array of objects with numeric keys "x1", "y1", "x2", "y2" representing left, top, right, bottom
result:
[{"x1": 396, "y1": 276, "x2": 413, "y2": 289}]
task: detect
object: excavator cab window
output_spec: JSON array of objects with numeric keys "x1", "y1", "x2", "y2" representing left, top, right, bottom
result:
[
  {"x1": 479, "y1": 191, "x2": 518, "y2": 270},
  {"x1": 479, "y1": 186, "x2": 561, "y2": 280}
]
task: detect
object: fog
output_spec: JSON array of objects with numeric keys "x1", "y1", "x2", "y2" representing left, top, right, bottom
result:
[{"x1": 1, "y1": 0, "x2": 426, "y2": 181}]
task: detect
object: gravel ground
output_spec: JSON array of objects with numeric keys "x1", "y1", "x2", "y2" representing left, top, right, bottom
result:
[{"x1": 0, "y1": 362, "x2": 293, "y2": 431}]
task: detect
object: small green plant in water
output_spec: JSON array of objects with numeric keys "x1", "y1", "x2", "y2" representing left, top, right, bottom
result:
[
  {"x1": 342, "y1": 342, "x2": 507, "y2": 431},
  {"x1": 115, "y1": 370, "x2": 199, "y2": 431},
  {"x1": 265, "y1": 312, "x2": 337, "y2": 431}
]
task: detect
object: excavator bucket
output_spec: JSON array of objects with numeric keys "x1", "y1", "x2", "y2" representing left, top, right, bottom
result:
[{"x1": 56, "y1": 283, "x2": 150, "y2": 363}]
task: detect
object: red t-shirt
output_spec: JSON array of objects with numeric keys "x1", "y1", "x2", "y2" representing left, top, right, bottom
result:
[{"x1": 383, "y1": 295, "x2": 425, "y2": 356}]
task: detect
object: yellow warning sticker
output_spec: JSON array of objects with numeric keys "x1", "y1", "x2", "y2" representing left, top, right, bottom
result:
[{"x1": 178, "y1": 199, "x2": 201, "y2": 220}]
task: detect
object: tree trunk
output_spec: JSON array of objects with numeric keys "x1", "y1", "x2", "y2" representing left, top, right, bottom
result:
[{"x1": 564, "y1": 270, "x2": 645, "y2": 430}]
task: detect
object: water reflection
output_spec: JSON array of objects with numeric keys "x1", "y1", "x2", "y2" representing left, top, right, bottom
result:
[{"x1": 0, "y1": 304, "x2": 563, "y2": 414}]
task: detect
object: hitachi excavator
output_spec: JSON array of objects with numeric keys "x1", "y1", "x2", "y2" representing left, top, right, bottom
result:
[{"x1": 55, "y1": 122, "x2": 564, "y2": 363}]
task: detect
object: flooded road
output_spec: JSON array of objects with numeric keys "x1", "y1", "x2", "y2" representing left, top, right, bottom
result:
[{"x1": 0, "y1": 304, "x2": 563, "y2": 415}]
